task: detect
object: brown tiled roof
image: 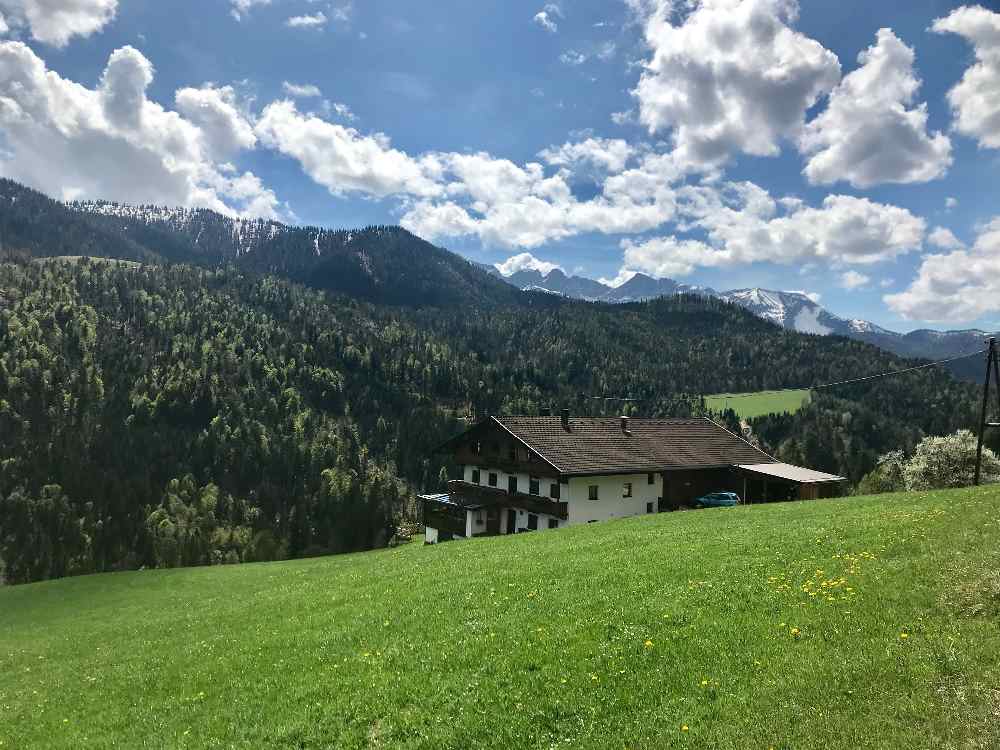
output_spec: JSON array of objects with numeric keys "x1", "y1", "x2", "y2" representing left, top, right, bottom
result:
[{"x1": 492, "y1": 416, "x2": 776, "y2": 476}]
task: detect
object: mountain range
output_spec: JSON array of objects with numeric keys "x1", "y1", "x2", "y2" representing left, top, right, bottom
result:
[
  {"x1": 0, "y1": 177, "x2": 989, "y2": 379},
  {"x1": 488, "y1": 267, "x2": 991, "y2": 379}
]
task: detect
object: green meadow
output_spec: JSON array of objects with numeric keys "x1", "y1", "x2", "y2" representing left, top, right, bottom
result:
[
  {"x1": 705, "y1": 388, "x2": 813, "y2": 419},
  {"x1": 2, "y1": 486, "x2": 999, "y2": 749}
]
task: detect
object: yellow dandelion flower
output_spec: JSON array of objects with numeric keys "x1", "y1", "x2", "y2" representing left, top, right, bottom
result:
[
  {"x1": 681, "y1": 725, "x2": 689, "y2": 732},
  {"x1": 644, "y1": 639, "x2": 654, "y2": 649},
  {"x1": 790, "y1": 627, "x2": 801, "y2": 638},
  {"x1": 700, "y1": 679, "x2": 708, "y2": 686},
  {"x1": 900, "y1": 632, "x2": 909, "y2": 639}
]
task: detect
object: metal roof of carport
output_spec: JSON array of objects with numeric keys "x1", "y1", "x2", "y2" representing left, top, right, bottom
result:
[{"x1": 737, "y1": 463, "x2": 845, "y2": 484}]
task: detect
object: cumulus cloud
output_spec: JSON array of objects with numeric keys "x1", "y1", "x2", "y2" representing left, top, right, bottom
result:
[
  {"x1": 282, "y1": 82, "x2": 322, "y2": 98},
  {"x1": 633, "y1": 0, "x2": 840, "y2": 170},
  {"x1": 538, "y1": 137, "x2": 635, "y2": 174},
  {"x1": 946, "y1": 196, "x2": 959, "y2": 210},
  {"x1": 680, "y1": 183, "x2": 925, "y2": 266},
  {"x1": 799, "y1": 29, "x2": 951, "y2": 188},
  {"x1": 175, "y1": 84, "x2": 257, "y2": 160},
  {"x1": 254, "y1": 100, "x2": 445, "y2": 198},
  {"x1": 619, "y1": 235, "x2": 719, "y2": 277},
  {"x1": 0, "y1": 0, "x2": 118, "y2": 46},
  {"x1": 286, "y1": 12, "x2": 326, "y2": 28},
  {"x1": 839, "y1": 270, "x2": 870, "y2": 290},
  {"x1": 607, "y1": 181, "x2": 925, "y2": 280},
  {"x1": 932, "y1": 5, "x2": 1000, "y2": 149},
  {"x1": 495, "y1": 252, "x2": 562, "y2": 276},
  {"x1": 0, "y1": 42, "x2": 278, "y2": 217},
  {"x1": 927, "y1": 226, "x2": 965, "y2": 250},
  {"x1": 887, "y1": 218, "x2": 1000, "y2": 322}
]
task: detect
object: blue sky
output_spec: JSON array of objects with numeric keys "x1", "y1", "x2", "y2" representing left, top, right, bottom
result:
[{"x1": 1, "y1": 0, "x2": 1000, "y2": 330}]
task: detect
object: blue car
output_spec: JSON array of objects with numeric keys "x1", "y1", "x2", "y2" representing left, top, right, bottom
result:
[{"x1": 694, "y1": 492, "x2": 741, "y2": 508}]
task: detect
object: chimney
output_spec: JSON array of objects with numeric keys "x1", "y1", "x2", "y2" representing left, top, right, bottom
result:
[
  {"x1": 540, "y1": 406, "x2": 551, "y2": 417},
  {"x1": 621, "y1": 415, "x2": 631, "y2": 434},
  {"x1": 561, "y1": 409, "x2": 570, "y2": 430}
]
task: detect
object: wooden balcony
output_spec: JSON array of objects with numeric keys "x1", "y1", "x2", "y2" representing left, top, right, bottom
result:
[{"x1": 447, "y1": 480, "x2": 569, "y2": 520}]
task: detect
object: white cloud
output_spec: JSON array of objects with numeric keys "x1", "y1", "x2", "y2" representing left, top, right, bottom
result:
[
  {"x1": 286, "y1": 12, "x2": 326, "y2": 28},
  {"x1": 786, "y1": 289, "x2": 822, "y2": 303},
  {"x1": 932, "y1": 6, "x2": 1000, "y2": 149},
  {"x1": 254, "y1": 100, "x2": 444, "y2": 198},
  {"x1": 0, "y1": 42, "x2": 278, "y2": 217},
  {"x1": 839, "y1": 270, "x2": 870, "y2": 290},
  {"x1": 175, "y1": 84, "x2": 257, "y2": 160},
  {"x1": 799, "y1": 28, "x2": 951, "y2": 188},
  {"x1": 230, "y1": 0, "x2": 269, "y2": 21},
  {"x1": 328, "y1": 101, "x2": 356, "y2": 121},
  {"x1": 887, "y1": 218, "x2": 1000, "y2": 322},
  {"x1": 596, "y1": 41, "x2": 617, "y2": 61},
  {"x1": 611, "y1": 109, "x2": 636, "y2": 125},
  {"x1": 599, "y1": 269, "x2": 638, "y2": 288},
  {"x1": 0, "y1": 0, "x2": 118, "y2": 46},
  {"x1": 679, "y1": 183, "x2": 926, "y2": 266},
  {"x1": 533, "y1": 11, "x2": 557, "y2": 33},
  {"x1": 538, "y1": 137, "x2": 635, "y2": 174},
  {"x1": 495, "y1": 252, "x2": 562, "y2": 276},
  {"x1": 927, "y1": 226, "x2": 965, "y2": 250},
  {"x1": 559, "y1": 50, "x2": 587, "y2": 65},
  {"x1": 282, "y1": 82, "x2": 322, "y2": 98},
  {"x1": 633, "y1": 0, "x2": 840, "y2": 170},
  {"x1": 946, "y1": 196, "x2": 958, "y2": 210},
  {"x1": 619, "y1": 235, "x2": 719, "y2": 277}
]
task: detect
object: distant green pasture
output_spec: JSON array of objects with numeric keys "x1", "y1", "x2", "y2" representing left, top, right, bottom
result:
[{"x1": 705, "y1": 388, "x2": 812, "y2": 418}]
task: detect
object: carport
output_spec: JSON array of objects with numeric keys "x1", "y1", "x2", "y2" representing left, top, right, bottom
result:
[{"x1": 737, "y1": 462, "x2": 846, "y2": 503}]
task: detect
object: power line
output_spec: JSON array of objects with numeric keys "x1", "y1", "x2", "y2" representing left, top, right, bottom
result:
[{"x1": 586, "y1": 347, "x2": 989, "y2": 404}]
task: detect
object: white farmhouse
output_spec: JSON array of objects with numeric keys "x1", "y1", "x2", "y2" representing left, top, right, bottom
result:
[{"x1": 420, "y1": 411, "x2": 844, "y2": 543}]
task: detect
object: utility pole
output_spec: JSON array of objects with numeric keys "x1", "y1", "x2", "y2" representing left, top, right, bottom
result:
[{"x1": 974, "y1": 337, "x2": 1000, "y2": 485}]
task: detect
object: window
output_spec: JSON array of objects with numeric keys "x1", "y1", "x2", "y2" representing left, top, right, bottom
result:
[
  {"x1": 527, "y1": 514, "x2": 539, "y2": 530},
  {"x1": 647, "y1": 473, "x2": 655, "y2": 485},
  {"x1": 508, "y1": 475, "x2": 518, "y2": 494},
  {"x1": 646, "y1": 502, "x2": 654, "y2": 514},
  {"x1": 529, "y1": 477, "x2": 540, "y2": 496},
  {"x1": 548, "y1": 518, "x2": 559, "y2": 529},
  {"x1": 549, "y1": 483, "x2": 560, "y2": 500},
  {"x1": 588, "y1": 485, "x2": 599, "y2": 501},
  {"x1": 623, "y1": 482, "x2": 633, "y2": 498},
  {"x1": 488, "y1": 472, "x2": 498, "y2": 487},
  {"x1": 471, "y1": 468, "x2": 481, "y2": 484}
]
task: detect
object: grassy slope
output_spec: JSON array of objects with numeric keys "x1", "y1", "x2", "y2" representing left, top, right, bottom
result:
[
  {"x1": 2, "y1": 488, "x2": 998, "y2": 750},
  {"x1": 705, "y1": 389, "x2": 812, "y2": 419}
]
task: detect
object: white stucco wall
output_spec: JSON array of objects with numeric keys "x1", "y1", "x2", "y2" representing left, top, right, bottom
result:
[
  {"x1": 455, "y1": 465, "x2": 658, "y2": 532},
  {"x1": 462, "y1": 464, "x2": 563, "y2": 500},
  {"x1": 566, "y1": 473, "x2": 661, "y2": 525}
]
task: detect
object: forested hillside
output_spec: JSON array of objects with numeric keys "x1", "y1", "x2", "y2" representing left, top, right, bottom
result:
[{"x1": 0, "y1": 179, "x2": 987, "y2": 584}]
